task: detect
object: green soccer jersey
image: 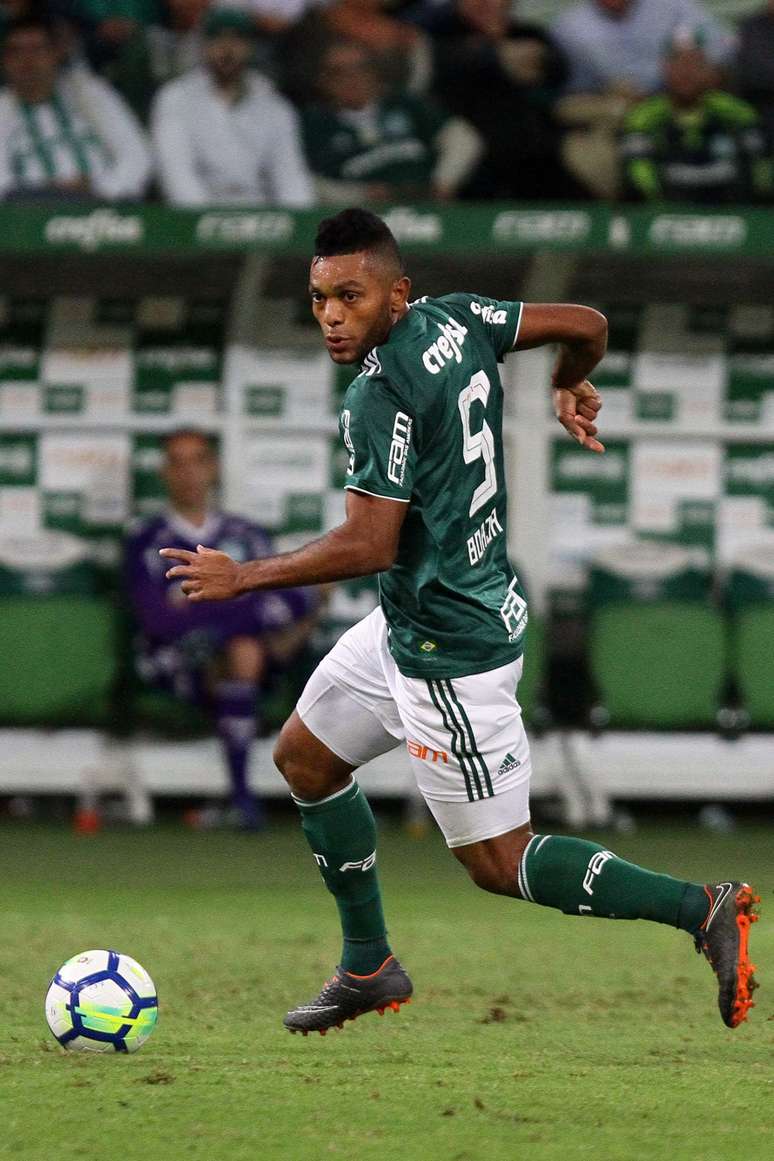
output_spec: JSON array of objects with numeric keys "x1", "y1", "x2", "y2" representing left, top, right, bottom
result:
[{"x1": 339, "y1": 292, "x2": 528, "y2": 679}]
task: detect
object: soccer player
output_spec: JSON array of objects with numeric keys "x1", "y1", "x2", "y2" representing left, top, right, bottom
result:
[
  {"x1": 126, "y1": 428, "x2": 315, "y2": 829},
  {"x1": 161, "y1": 209, "x2": 759, "y2": 1032}
]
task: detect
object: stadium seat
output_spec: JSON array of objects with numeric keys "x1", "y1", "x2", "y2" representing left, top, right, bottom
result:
[
  {"x1": 517, "y1": 614, "x2": 545, "y2": 726},
  {"x1": 727, "y1": 549, "x2": 774, "y2": 730},
  {"x1": 589, "y1": 601, "x2": 726, "y2": 728},
  {"x1": 731, "y1": 607, "x2": 774, "y2": 729},
  {"x1": 0, "y1": 596, "x2": 117, "y2": 726},
  {"x1": 130, "y1": 687, "x2": 211, "y2": 737}
]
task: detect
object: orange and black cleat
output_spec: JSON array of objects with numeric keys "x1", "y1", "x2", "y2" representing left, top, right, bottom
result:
[
  {"x1": 283, "y1": 955, "x2": 413, "y2": 1036},
  {"x1": 694, "y1": 881, "x2": 760, "y2": 1028}
]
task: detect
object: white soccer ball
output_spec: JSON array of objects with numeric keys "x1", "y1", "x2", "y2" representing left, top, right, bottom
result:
[{"x1": 45, "y1": 949, "x2": 158, "y2": 1053}]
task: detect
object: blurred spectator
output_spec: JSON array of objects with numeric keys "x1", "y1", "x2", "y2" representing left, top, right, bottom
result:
[
  {"x1": 202, "y1": 0, "x2": 336, "y2": 87},
  {"x1": 736, "y1": 1, "x2": 774, "y2": 147},
  {"x1": 552, "y1": 0, "x2": 733, "y2": 97},
  {"x1": 99, "y1": 0, "x2": 210, "y2": 121},
  {"x1": 552, "y1": 0, "x2": 735, "y2": 198},
  {"x1": 125, "y1": 429, "x2": 317, "y2": 830},
  {"x1": 146, "y1": 0, "x2": 208, "y2": 80},
  {"x1": 73, "y1": 0, "x2": 159, "y2": 71},
  {"x1": 0, "y1": 16, "x2": 151, "y2": 200},
  {"x1": 388, "y1": 0, "x2": 455, "y2": 34},
  {"x1": 301, "y1": 39, "x2": 481, "y2": 203},
  {"x1": 324, "y1": 0, "x2": 422, "y2": 56},
  {"x1": 216, "y1": 0, "x2": 332, "y2": 37},
  {"x1": 283, "y1": 1, "x2": 444, "y2": 105},
  {"x1": 0, "y1": 0, "x2": 42, "y2": 33},
  {"x1": 620, "y1": 30, "x2": 772, "y2": 204},
  {"x1": 151, "y1": 7, "x2": 314, "y2": 205},
  {"x1": 428, "y1": 0, "x2": 590, "y2": 200}
]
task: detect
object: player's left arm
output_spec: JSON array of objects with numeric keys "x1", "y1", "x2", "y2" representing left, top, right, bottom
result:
[
  {"x1": 515, "y1": 302, "x2": 608, "y2": 454},
  {"x1": 160, "y1": 489, "x2": 407, "y2": 602}
]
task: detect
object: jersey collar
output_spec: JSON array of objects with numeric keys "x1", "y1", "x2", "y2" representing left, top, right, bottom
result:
[{"x1": 166, "y1": 508, "x2": 223, "y2": 545}]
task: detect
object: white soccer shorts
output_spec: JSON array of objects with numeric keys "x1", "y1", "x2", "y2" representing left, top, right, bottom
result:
[{"x1": 296, "y1": 607, "x2": 532, "y2": 847}]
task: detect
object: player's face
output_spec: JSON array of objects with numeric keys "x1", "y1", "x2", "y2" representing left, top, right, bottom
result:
[
  {"x1": 309, "y1": 252, "x2": 410, "y2": 365},
  {"x1": 162, "y1": 434, "x2": 218, "y2": 511}
]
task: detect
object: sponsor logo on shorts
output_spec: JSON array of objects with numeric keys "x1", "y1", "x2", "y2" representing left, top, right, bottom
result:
[
  {"x1": 496, "y1": 752, "x2": 521, "y2": 778},
  {"x1": 408, "y1": 740, "x2": 448, "y2": 764}
]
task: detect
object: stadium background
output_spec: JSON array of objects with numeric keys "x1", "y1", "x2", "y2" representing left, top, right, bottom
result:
[
  {"x1": 2, "y1": 4, "x2": 774, "y2": 1158},
  {"x1": 2, "y1": 202, "x2": 773, "y2": 826}
]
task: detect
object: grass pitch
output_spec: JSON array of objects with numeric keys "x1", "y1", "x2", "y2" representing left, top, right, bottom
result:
[{"x1": 1, "y1": 814, "x2": 772, "y2": 1161}]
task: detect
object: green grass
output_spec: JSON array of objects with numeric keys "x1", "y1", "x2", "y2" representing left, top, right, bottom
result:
[{"x1": 1, "y1": 818, "x2": 772, "y2": 1161}]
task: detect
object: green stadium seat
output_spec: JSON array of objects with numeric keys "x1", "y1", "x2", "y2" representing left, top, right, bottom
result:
[
  {"x1": 731, "y1": 607, "x2": 774, "y2": 729},
  {"x1": 130, "y1": 687, "x2": 211, "y2": 737},
  {"x1": 589, "y1": 602, "x2": 725, "y2": 728},
  {"x1": 517, "y1": 613, "x2": 545, "y2": 726},
  {"x1": 0, "y1": 595, "x2": 117, "y2": 726}
]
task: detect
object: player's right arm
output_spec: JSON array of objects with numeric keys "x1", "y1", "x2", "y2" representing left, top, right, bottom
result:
[
  {"x1": 160, "y1": 490, "x2": 408, "y2": 601},
  {"x1": 515, "y1": 302, "x2": 608, "y2": 454}
]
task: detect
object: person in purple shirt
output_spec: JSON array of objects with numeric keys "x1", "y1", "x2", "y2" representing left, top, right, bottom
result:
[
  {"x1": 552, "y1": 0, "x2": 734, "y2": 97},
  {"x1": 124, "y1": 428, "x2": 315, "y2": 829}
]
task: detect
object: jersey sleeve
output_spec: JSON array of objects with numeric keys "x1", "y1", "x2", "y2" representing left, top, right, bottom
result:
[
  {"x1": 341, "y1": 376, "x2": 416, "y2": 503},
  {"x1": 444, "y1": 293, "x2": 523, "y2": 361}
]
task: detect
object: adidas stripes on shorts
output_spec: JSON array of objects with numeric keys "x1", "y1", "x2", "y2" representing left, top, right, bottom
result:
[{"x1": 296, "y1": 607, "x2": 532, "y2": 847}]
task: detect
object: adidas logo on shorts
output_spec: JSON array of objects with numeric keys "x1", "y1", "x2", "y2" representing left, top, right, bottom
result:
[{"x1": 497, "y1": 752, "x2": 521, "y2": 778}]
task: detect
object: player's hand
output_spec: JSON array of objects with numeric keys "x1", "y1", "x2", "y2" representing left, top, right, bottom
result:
[
  {"x1": 553, "y1": 380, "x2": 604, "y2": 453},
  {"x1": 159, "y1": 545, "x2": 243, "y2": 601}
]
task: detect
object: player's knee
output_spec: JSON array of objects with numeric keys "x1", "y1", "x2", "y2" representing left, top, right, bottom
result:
[
  {"x1": 455, "y1": 828, "x2": 533, "y2": 898},
  {"x1": 468, "y1": 863, "x2": 518, "y2": 897},
  {"x1": 272, "y1": 732, "x2": 305, "y2": 787},
  {"x1": 273, "y1": 741, "x2": 316, "y2": 799},
  {"x1": 273, "y1": 724, "x2": 345, "y2": 802}
]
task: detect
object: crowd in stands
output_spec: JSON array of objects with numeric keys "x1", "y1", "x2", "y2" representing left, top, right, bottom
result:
[{"x1": 0, "y1": 0, "x2": 771, "y2": 205}]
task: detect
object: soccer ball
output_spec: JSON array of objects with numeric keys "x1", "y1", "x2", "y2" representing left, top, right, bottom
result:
[{"x1": 45, "y1": 949, "x2": 158, "y2": 1053}]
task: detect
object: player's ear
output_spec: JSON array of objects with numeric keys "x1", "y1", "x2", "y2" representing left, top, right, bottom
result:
[{"x1": 391, "y1": 276, "x2": 411, "y2": 312}]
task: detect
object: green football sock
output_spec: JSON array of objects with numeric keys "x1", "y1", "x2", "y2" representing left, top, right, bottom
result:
[
  {"x1": 518, "y1": 834, "x2": 709, "y2": 933},
  {"x1": 294, "y1": 778, "x2": 392, "y2": 974}
]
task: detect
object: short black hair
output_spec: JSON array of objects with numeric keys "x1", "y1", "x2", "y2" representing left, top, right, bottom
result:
[
  {"x1": 161, "y1": 428, "x2": 217, "y2": 456},
  {"x1": 2, "y1": 16, "x2": 59, "y2": 46},
  {"x1": 314, "y1": 208, "x2": 404, "y2": 274}
]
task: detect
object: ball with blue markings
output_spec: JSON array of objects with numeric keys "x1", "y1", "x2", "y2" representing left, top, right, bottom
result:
[{"x1": 45, "y1": 950, "x2": 158, "y2": 1053}]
